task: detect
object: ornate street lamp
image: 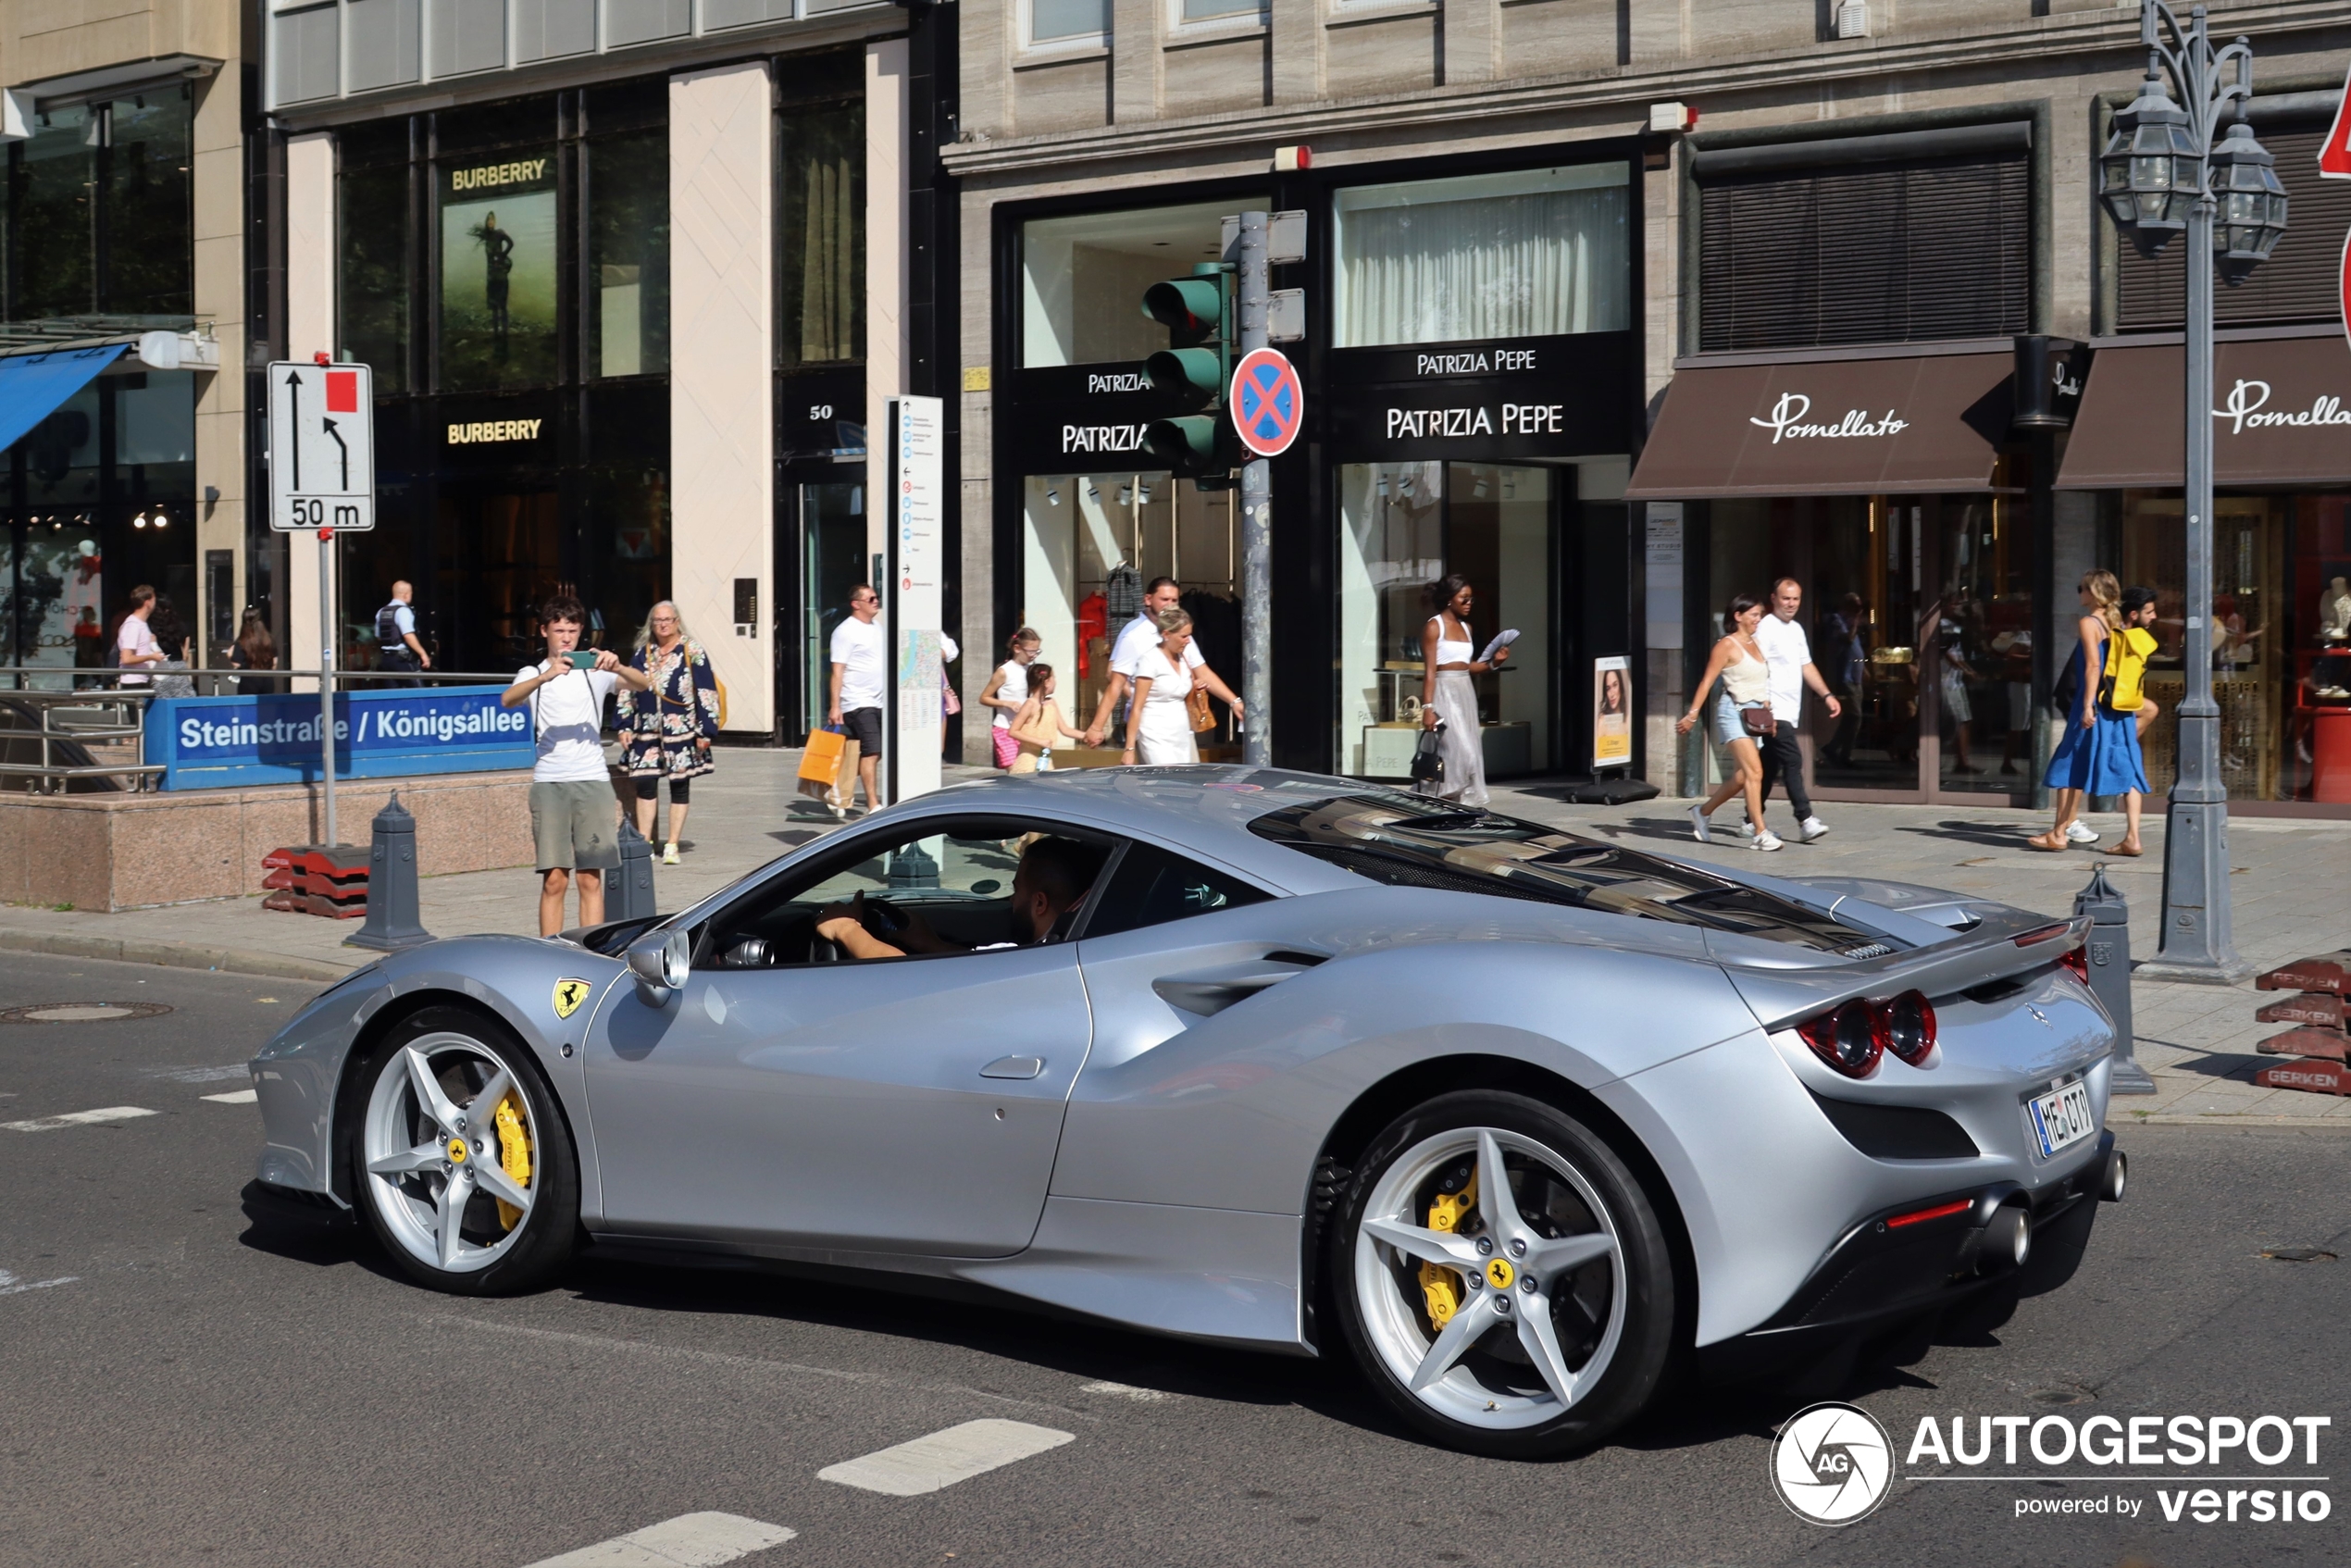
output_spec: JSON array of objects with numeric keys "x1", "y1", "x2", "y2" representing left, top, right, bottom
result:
[{"x1": 2099, "y1": 4, "x2": 2286, "y2": 987}]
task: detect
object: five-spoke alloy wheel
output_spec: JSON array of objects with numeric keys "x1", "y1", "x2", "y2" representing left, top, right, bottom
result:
[
  {"x1": 350, "y1": 1006, "x2": 578, "y2": 1295},
  {"x1": 1331, "y1": 1090, "x2": 1676, "y2": 1458}
]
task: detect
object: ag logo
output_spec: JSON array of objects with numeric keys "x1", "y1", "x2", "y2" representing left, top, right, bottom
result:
[
  {"x1": 552, "y1": 977, "x2": 594, "y2": 1020},
  {"x1": 1770, "y1": 1401, "x2": 1895, "y2": 1525}
]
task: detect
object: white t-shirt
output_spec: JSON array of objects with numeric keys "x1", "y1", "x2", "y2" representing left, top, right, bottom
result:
[
  {"x1": 1755, "y1": 613, "x2": 1813, "y2": 723},
  {"x1": 117, "y1": 615, "x2": 160, "y2": 685},
  {"x1": 1111, "y1": 613, "x2": 1205, "y2": 679},
  {"x1": 830, "y1": 616, "x2": 887, "y2": 711},
  {"x1": 990, "y1": 659, "x2": 1030, "y2": 728},
  {"x1": 519, "y1": 662, "x2": 618, "y2": 783}
]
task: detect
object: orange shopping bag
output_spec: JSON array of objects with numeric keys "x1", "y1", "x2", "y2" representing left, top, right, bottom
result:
[{"x1": 798, "y1": 725, "x2": 845, "y2": 788}]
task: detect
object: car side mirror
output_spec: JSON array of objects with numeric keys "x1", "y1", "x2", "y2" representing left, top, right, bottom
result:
[{"x1": 627, "y1": 928, "x2": 692, "y2": 1001}]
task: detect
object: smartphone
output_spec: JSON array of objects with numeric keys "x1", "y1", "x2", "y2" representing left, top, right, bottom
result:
[{"x1": 565, "y1": 650, "x2": 599, "y2": 670}]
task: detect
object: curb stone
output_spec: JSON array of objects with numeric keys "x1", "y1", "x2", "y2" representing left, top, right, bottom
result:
[{"x1": 0, "y1": 927, "x2": 356, "y2": 985}]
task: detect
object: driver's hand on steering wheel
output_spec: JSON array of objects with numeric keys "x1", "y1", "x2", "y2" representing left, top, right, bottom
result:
[{"x1": 815, "y1": 892, "x2": 904, "y2": 959}]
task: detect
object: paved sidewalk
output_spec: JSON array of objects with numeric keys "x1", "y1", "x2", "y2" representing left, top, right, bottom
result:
[{"x1": 2, "y1": 753, "x2": 2344, "y2": 1126}]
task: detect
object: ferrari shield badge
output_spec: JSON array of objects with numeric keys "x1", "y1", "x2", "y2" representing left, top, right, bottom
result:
[{"x1": 552, "y1": 977, "x2": 594, "y2": 1020}]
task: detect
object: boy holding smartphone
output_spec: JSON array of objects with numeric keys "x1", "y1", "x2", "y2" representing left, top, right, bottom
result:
[{"x1": 502, "y1": 594, "x2": 652, "y2": 936}]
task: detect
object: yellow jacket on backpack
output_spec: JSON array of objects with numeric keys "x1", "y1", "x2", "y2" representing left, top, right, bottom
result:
[{"x1": 2105, "y1": 626, "x2": 2158, "y2": 713}]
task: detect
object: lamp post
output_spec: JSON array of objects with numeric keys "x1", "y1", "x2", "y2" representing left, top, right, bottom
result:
[{"x1": 2097, "y1": 3, "x2": 2286, "y2": 985}]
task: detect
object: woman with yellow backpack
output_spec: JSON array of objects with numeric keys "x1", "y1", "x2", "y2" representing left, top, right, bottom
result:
[{"x1": 2030, "y1": 571, "x2": 2154, "y2": 855}]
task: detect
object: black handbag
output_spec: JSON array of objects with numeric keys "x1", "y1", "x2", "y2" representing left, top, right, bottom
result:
[{"x1": 1410, "y1": 724, "x2": 1446, "y2": 783}]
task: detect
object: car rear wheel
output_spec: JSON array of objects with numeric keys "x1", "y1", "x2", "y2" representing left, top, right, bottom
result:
[
  {"x1": 1331, "y1": 1090, "x2": 1676, "y2": 1459},
  {"x1": 349, "y1": 1006, "x2": 578, "y2": 1295}
]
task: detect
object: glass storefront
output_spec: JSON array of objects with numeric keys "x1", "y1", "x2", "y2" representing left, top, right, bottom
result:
[
  {"x1": 1337, "y1": 461, "x2": 1553, "y2": 778},
  {"x1": 1021, "y1": 470, "x2": 1242, "y2": 747},
  {"x1": 2120, "y1": 491, "x2": 2351, "y2": 804},
  {"x1": 4, "y1": 85, "x2": 193, "y2": 319},
  {"x1": 1705, "y1": 476, "x2": 2036, "y2": 801}
]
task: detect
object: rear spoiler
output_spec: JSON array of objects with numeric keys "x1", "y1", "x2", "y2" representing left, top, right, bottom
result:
[{"x1": 1711, "y1": 908, "x2": 2089, "y2": 1033}]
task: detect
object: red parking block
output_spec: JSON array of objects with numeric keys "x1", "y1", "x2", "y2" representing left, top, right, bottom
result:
[
  {"x1": 2256, "y1": 951, "x2": 2351, "y2": 994},
  {"x1": 262, "y1": 890, "x2": 368, "y2": 920},
  {"x1": 2256, "y1": 1027, "x2": 2351, "y2": 1062},
  {"x1": 2254, "y1": 992, "x2": 2346, "y2": 1030},
  {"x1": 2254, "y1": 1058, "x2": 2351, "y2": 1095}
]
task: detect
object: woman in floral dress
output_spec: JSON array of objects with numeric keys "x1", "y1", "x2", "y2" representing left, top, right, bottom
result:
[{"x1": 620, "y1": 601, "x2": 720, "y2": 865}]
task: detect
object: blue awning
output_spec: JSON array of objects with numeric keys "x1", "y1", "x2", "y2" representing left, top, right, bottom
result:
[{"x1": 0, "y1": 343, "x2": 129, "y2": 455}]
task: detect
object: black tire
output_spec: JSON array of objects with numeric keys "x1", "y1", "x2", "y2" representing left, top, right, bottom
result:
[
  {"x1": 346, "y1": 1005, "x2": 578, "y2": 1296},
  {"x1": 1328, "y1": 1089, "x2": 1677, "y2": 1460}
]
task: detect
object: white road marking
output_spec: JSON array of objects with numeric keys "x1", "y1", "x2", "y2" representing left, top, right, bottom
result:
[
  {"x1": 1, "y1": 1106, "x2": 157, "y2": 1133},
  {"x1": 524, "y1": 1512, "x2": 794, "y2": 1567},
  {"x1": 0, "y1": 1269, "x2": 78, "y2": 1297},
  {"x1": 1081, "y1": 1380, "x2": 1172, "y2": 1402},
  {"x1": 817, "y1": 1419, "x2": 1076, "y2": 1497},
  {"x1": 152, "y1": 1064, "x2": 248, "y2": 1083},
  {"x1": 200, "y1": 1089, "x2": 259, "y2": 1104}
]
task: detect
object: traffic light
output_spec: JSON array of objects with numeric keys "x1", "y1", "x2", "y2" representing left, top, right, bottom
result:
[{"x1": 1140, "y1": 263, "x2": 1237, "y2": 479}]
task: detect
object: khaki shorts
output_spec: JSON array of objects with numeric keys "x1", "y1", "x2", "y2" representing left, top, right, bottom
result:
[{"x1": 530, "y1": 779, "x2": 619, "y2": 872}]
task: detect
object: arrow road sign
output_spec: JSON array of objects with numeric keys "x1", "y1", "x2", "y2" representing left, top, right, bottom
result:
[
  {"x1": 1230, "y1": 347, "x2": 1303, "y2": 458},
  {"x1": 268, "y1": 361, "x2": 375, "y2": 531}
]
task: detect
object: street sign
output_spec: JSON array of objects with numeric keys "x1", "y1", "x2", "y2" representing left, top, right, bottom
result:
[
  {"x1": 2325, "y1": 65, "x2": 2351, "y2": 352},
  {"x1": 1229, "y1": 347, "x2": 1302, "y2": 458},
  {"x1": 268, "y1": 360, "x2": 375, "y2": 531}
]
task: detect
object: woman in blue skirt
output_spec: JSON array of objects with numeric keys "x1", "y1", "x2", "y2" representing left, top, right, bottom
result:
[{"x1": 2029, "y1": 570, "x2": 2148, "y2": 854}]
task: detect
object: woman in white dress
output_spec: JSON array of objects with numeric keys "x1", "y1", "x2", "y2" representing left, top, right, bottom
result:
[
  {"x1": 1123, "y1": 607, "x2": 1227, "y2": 765},
  {"x1": 1417, "y1": 575, "x2": 1511, "y2": 808},
  {"x1": 1673, "y1": 592, "x2": 1781, "y2": 850}
]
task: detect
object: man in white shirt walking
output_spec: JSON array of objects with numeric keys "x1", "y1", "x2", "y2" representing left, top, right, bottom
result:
[
  {"x1": 1753, "y1": 577, "x2": 1841, "y2": 843},
  {"x1": 827, "y1": 584, "x2": 887, "y2": 815},
  {"x1": 502, "y1": 594, "x2": 651, "y2": 936},
  {"x1": 1080, "y1": 576, "x2": 1243, "y2": 747}
]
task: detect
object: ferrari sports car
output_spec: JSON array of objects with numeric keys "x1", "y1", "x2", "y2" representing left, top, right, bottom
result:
[{"x1": 248, "y1": 766, "x2": 2126, "y2": 1458}]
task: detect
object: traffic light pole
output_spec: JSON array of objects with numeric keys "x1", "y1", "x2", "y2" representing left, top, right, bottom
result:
[{"x1": 1236, "y1": 211, "x2": 1272, "y2": 767}]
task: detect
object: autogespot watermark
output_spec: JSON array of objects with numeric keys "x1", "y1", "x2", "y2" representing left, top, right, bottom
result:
[{"x1": 1773, "y1": 1405, "x2": 2335, "y2": 1527}]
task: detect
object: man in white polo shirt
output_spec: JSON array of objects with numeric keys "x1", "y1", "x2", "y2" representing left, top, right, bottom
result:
[
  {"x1": 1080, "y1": 576, "x2": 1243, "y2": 748},
  {"x1": 502, "y1": 594, "x2": 652, "y2": 937},
  {"x1": 1754, "y1": 576, "x2": 1841, "y2": 843},
  {"x1": 827, "y1": 583, "x2": 887, "y2": 815}
]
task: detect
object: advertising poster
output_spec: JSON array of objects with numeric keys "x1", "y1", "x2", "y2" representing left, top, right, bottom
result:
[
  {"x1": 440, "y1": 154, "x2": 558, "y2": 390},
  {"x1": 1592, "y1": 653, "x2": 1633, "y2": 770}
]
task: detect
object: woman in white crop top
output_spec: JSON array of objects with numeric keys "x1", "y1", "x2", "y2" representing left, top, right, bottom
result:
[
  {"x1": 1417, "y1": 574, "x2": 1511, "y2": 808},
  {"x1": 1674, "y1": 592, "x2": 1782, "y2": 850}
]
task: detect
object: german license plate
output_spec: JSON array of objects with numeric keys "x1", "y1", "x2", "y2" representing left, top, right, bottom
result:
[{"x1": 2029, "y1": 1079, "x2": 2096, "y2": 1159}]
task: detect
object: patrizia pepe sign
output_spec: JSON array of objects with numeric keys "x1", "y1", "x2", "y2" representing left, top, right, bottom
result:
[
  {"x1": 2214, "y1": 379, "x2": 2351, "y2": 434},
  {"x1": 1748, "y1": 392, "x2": 1911, "y2": 444}
]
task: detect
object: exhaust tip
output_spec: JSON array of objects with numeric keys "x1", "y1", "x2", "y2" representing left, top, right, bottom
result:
[
  {"x1": 1978, "y1": 1205, "x2": 2032, "y2": 1275},
  {"x1": 2099, "y1": 1148, "x2": 2128, "y2": 1202}
]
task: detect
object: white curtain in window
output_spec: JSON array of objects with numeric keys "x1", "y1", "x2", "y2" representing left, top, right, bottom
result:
[{"x1": 1337, "y1": 182, "x2": 1628, "y2": 347}]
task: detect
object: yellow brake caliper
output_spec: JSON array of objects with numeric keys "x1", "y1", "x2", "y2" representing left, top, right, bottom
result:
[
  {"x1": 1418, "y1": 1171, "x2": 1478, "y2": 1327},
  {"x1": 491, "y1": 1092, "x2": 533, "y2": 1231}
]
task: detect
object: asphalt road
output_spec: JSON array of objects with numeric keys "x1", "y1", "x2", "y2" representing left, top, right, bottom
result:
[{"x1": 2, "y1": 951, "x2": 2345, "y2": 1568}]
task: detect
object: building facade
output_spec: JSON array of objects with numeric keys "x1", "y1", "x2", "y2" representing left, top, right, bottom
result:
[
  {"x1": 260, "y1": 0, "x2": 956, "y2": 737},
  {"x1": 945, "y1": 0, "x2": 2351, "y2": 815},
  {"x1": 0, "y1": 0, "x2": 247, "y2": 682}
]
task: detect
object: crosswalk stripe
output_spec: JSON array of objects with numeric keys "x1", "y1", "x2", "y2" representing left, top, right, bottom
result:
[
  {"x1": 817, "y1": 1419, "x2": 1075, "y2": 1497},
  {"x1": 201, "y1": 1089, "x2": 259, "y2": 1104},
  {"x1": 523, "y1": 1512, "x2": 794, "y2": 1567},
  {"x1": 2, "y1": 1106, "x2": 156, "y2": 1133}
]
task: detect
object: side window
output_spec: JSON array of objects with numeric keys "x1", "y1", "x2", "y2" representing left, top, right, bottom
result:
[
  {"x1": 1082, "y1": 843, "x2": 1272, "y2": 940},
  {"x1": 703, "y1": 821, "x2": 1035, "y2": 966}
]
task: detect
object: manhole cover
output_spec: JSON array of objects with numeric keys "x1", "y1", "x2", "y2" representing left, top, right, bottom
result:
[{"x1": 0, "y1": 1002, "x2": 175, "y2": 1024}]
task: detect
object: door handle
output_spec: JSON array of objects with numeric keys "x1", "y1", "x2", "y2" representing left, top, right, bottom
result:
[
  {"x1": 980, "y1": 1055, "x2": 1046, "y2": 1080},
  {"x1": 1151, "y1": 955, "x2": 1322, "y2": 1017}
]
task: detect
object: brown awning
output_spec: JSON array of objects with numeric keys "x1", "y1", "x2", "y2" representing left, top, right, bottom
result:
[
  {"x1": 1623, "y1": 353, "x2": 2015, "y2": 499},
  {"x1": 2056, "y1": 333, "x2": 2351, "y2": 489}
]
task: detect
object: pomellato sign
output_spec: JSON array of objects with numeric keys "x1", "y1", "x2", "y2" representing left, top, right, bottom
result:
[
  {"x1": 2213, "y1": 379, "x2": 2351, "y2": 434},
  {"x1": 1748, "y1": 392, "x2": 1911, "y2": 444}
]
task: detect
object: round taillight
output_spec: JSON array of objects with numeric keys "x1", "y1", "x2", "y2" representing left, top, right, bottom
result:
[
  {"x1": 1886, "y1": 989, "x2": 1936, "y2": 1065},
  {"x1": 1798, "y1": 999, "x2": 1886, "y2": 1078}
]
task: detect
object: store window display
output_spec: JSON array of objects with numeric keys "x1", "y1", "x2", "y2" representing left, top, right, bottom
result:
[{"x1": 1337, "y1": 462, "x2": 1552, "y2": 780}]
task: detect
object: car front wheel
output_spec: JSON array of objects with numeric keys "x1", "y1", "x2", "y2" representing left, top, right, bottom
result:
[
  {"x1": 349, "y1": 1006, "x2": 578, "y2": 1295},
  {"x1": 1331, "y1": 1090, "x2": 1676, "y2": 1459}
]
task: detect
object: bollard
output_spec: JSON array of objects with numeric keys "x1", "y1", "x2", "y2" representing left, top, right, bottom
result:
[
  {"x1": 2074, "y1": 865, "x2": 2155, "y2": 1094},
  {"x1": 345, "y1": 792, "x2": 433, "y2": 951},
  {"x1": 606, "y1": 817, "x2": 658, "y2": 923}
]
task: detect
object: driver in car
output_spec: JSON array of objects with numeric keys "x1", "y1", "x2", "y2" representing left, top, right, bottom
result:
[{"x1": 815, "y1": 837, "x2": 1101, "y2": 960}]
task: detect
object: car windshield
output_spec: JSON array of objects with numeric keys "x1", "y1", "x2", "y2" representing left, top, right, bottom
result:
[{"x1": 1247, "y1": 794, "x2": 1896, "y2": 955}]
